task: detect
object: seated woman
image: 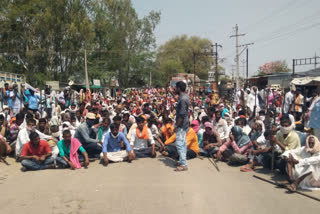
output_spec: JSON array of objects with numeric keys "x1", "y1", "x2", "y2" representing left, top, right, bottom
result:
[
  {"x1": 216, "y1": 126, "x2": 252, "y2": 165},
  {"x1": 162, "y1": 127, "x2": 199, "y2": 161},
  {"x1": 199, "y1": 122, "x2": 222, "y2": 157},
  {"x1": 281, "y1": 135, "x2": 320, "y2": 191},
  {"x1": 240, "y1": 121, "x2": 268, "y2": 172}
]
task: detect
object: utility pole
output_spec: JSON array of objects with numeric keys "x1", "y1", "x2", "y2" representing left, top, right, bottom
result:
[
  {"x1": 213, "y1": 43, "x2": 223, "y2": 84},
  {"x1": 315, "y1": 53, "x2": 317, "y2": 71},
  {"x1": 230, "y1": 24, "x2": 245, "y2": 89},
  {"x1": 193, "y1": 51, "x2": 196, "y2": 97},
  {"x1": 84, "y1": 49, "x2": 89, "y2": 91},
  {"x1": 246, "y1": 48, "x2": 249, "y2": 86}
]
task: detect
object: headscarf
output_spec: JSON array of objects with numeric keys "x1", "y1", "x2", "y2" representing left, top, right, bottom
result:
[
  {"x1": 306, "y1": 135, "x2": 320, "y2": 154},
  {"x1": 204, "y1": 122, "x2": 214, "y2": 135},
  {"x1": 231, "y1": 126, "x2": 251, "y2": 148},
  {"x1": 191, "y1": 120, "x2": 200, "y2": 134}
]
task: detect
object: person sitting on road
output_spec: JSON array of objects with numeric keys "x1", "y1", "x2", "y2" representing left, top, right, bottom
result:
[
  {"x1": 212, "y1": 110, "x2": 229, "y2": 143},
  {"x1": 162, "y1": 127, "x2": 199, "y2": 161},
  {"x1": 102, "y1": 123, "x2": 134, "y2": 166},
  {"x1": 281, "y1": 135, "x2": 320, "y2": 191},
  {"x1": 199, "y1": 122, "x2": 222, "y2": 157},
  {"x1": 74, "y1": 112, "x2": 102, "y2": 158},
  {"x1": 20, "y1": 132, "x2": 55, "y2": 171},
  {"x1": 270, "y1": 115, "x2": 301, "y2": 174},
  {"x1": 216, "y1": 126, "x2": 252, "y2": 165},
  {"x1": 56, "y1": 129, "x2": 89, "y2": 169},
  {"x1": 130, "y1": 116, "x2": 156, "y2": 159}
]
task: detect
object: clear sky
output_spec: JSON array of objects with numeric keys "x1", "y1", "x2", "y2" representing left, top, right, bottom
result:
[{"x1": 132, "y1": 0, "x2": 320, "y2": 77}]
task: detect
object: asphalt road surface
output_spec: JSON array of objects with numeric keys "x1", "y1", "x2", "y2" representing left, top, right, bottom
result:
[{"x1": 0, "y1": 156, "x2": 319, "y2": 214}]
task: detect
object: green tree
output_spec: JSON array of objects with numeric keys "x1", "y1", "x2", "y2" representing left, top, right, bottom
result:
[
  {"x1": 0, "y1": 0, "x2": 160, "y2": 88},
  {"x1": 155, "y1": 35, "x2": 217, "y2": 86}
]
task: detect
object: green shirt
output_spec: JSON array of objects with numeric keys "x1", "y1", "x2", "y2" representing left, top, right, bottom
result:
[{"x1": 57, "y1": 139, "x2": 86, "y2": 158}]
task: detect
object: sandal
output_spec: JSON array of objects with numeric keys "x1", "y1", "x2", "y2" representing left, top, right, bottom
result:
[{"x1": 174, "y1": 165, "x2": 188, "y2": 172}]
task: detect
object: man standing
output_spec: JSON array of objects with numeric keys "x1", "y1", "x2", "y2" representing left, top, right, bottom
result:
[
  {"x1": 174, "y1": 81, "x2": 189, "y2": 171},
  {"x1": 283, "y1": 87, "x2": 295, "y2": 114}
]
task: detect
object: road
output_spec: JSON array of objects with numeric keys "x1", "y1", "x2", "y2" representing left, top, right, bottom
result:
[{"x1": 0, "y1": 156, "x2": 319, "y2": 214}]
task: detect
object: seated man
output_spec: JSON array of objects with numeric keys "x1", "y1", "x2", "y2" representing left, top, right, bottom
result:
[
  {"x1": 270, "y1": 115, "x2": 301, "y2": 173},
  {"x1": 162, "y1": 127, "x2": 199, "y2": 160},
  {"x1": 281, "y1": 135, "x2": 320, "y2": 191},
  {"x1": 199, "y1": 122, "x2": 222, "y2": 157},
  {"x1": 56, "y1": 130, "x2": 89, "y2": 169},
  {"x1": 20, "y1": 132, "x2": 55, "y2": 171},
  {"x1": 102, "y1": 123, "x2": 134, "y2": 166},
  {"x1": 16, "y1": 118, "x2": 57, "y2": 160},
  {"x1": 74, "y1": 112, "x2": 102, "y2": 158},
  {"x1": 130, "y1": 116, "x2": 156, "y2": 158}
]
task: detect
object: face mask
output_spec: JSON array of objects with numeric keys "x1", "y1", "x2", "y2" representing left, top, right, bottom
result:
[
  {"x1": 52, "y1": 132, "x2": 60, "y2": 138},
  {"x1": 111, "y1": 132, "x2": 119, "y2": 138},
  {"x1": 280, "y1": 126, "x2": 292, "y2": 135}
]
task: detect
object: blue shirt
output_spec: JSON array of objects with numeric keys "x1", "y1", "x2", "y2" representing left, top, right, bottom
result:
[
  {"x1": 102, "y1": 132, "x2": 132, "y2": 153},
  {"x1": 25, "y1": 90, "x2": 40, "y2": 110},
  {"x1": 310, "y1": 100, "x2": 320, "y2": 129},
  {"x1": 295, "y1": 131, "x2": 307, "y2": 147},
  {"x1": 6, "y1": 91, "x2": 12, "y2": 108}
]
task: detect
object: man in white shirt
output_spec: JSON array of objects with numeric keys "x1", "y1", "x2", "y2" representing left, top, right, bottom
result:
[
  {"x1": 130, "y1": 116, "x2": 156, "y2": 159},
  {"x1": 283, "y1": 88, "x2": 295, "y2": 114}
]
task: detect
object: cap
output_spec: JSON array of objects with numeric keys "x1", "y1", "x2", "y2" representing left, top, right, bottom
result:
[{"x1": 86, "y1": 112, "x2": 96, "y2": 120}]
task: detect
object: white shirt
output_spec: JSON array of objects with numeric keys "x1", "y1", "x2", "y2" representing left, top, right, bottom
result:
[
  {"x1": 130, "y1": 127, "x2": 155, "y2": 150},
  {"x1": 283, "y1": 91, "x2": 294, "y2": 114}
]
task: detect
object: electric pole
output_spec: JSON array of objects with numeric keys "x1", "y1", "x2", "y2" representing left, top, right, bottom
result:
[
  {"x1": 84, "y1": 49, "x2": 89, "y2": 91},
  {"x1": 230, "y1": 24, "x2": 245, "y2": 89},
  {"x1": 213, "y1": 43, "x2": 223, "y2": 84}
]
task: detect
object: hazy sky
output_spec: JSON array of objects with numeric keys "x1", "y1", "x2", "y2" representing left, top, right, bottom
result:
[{"x1": 132, "y1": 0, "x2": 320, "y2": 77}]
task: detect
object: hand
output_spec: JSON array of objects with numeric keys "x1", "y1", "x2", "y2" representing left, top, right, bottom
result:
[
  {"x1": 293, "y1": 159, "x2": 299, "y2": 165},
  {"x1": 39, "y1": 155, "x2": 46, "y2": 162},
  {"x1": 84, "y1": 159, "x2": 89, "y2": 168},
  {"x1": 128, "y1": 152, "x2": 134, "y2": 162},
  {"x1": 216, "y1": 151, "x2": 222, "y2": 160},
  {"x1": 69, "y1": 161, "x2": 76, "y2": 170},
  {"x1": 33, "y1": 156, "x2": 40, "y2": 162},
  {"x1": 6, "y1": 145, "x2": 12, "y2": 154},
  {"x1": 103, "y1": 157, "x2": 109, "y2": 166},
  {"x1": 98, "y1": 141, "x2": 103, "y2": 145}
]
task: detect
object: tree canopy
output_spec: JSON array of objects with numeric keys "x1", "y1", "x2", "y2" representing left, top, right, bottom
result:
[
  {"x1": 155, "y1": 35, "x2": 217, "y2": 86},
  {"x1": 258, "y1": 60, "x2": 291, "y2": 76},
  {"x1": 0, "y1": 0, "x2": 160, "y2": 88}
]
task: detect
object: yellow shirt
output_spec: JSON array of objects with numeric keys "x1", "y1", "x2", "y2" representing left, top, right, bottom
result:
[
  {"x1": 276, "y1": 130, "x2": 301, "y2": 151},
  {"x1": 165, "y1": 128, "x2": 199, "y2": 154}
]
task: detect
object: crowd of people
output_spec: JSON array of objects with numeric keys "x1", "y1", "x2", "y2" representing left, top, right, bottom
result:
[{"x1": 0, "y1": 80, "x2": 320, "y2": 191}]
